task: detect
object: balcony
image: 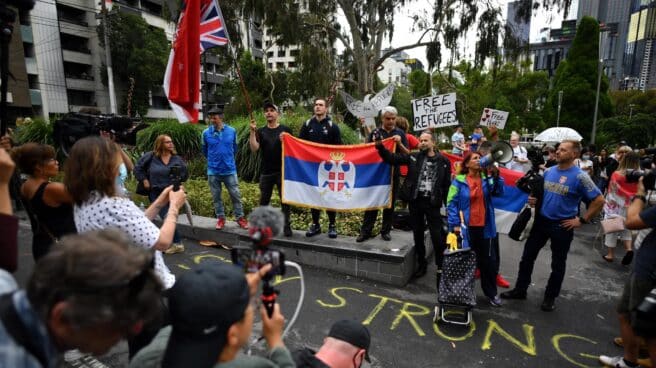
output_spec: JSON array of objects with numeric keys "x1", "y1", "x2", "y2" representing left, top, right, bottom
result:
[
  {"x1": 20, "y1": 25, "x2": 33, "y2": 43},
  {"x1": 200, "y1": 71, "x2": 224, "y2": 84},
  {"x1": 25, "y1": 57, "x2": 37, "y2": 75},
  {"x1": 29, "y1": 89, "x2": 42, "y2": 106},
  {"x1": 62, "y1": 50, "x2": 92, "y2": 64},
  {"x1": 66, "y1": 77, "x2": 95, "y2": 91}
]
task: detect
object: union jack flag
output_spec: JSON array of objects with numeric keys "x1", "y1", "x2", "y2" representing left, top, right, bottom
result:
[{"x1": 200, "y1": 0, "x2": 229, "y2": 52}]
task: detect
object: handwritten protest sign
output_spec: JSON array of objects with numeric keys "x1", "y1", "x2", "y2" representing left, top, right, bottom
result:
[
  {"x1": 342, "y1": 84, "x2": 395, "y2": 130},
  {"x1": 479, "y1": 108, "x2": 509, "y2": 129},
  {"x1": 411, "y1": 93, "x2": 459, "y2": 131}
]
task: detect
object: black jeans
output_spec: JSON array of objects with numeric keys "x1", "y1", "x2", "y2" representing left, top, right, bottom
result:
[
  {"x1": 360, "y1": 175, "x2": 399, "y2": 235},
  {"x1": 408, "y1": 199, "x2": 444, "y2": 267},
  {"x1": 515, "y1": 214, "x2": 574, "y2": 299},
  {"x1": 259, "y1": 173, "x2": 290, "y2": 227},
  {"x1": 468, "y1": 226, "x2": 498, "y2": 299},
  {"x1": 311, "y1": 209, "x2": 336, "y2": 225}
]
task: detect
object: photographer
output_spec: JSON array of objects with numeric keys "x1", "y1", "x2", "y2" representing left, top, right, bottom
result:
[
  {"x1": 599, "y1": 176, "x2": 656, "y2": 368},
  {"x1": 129, "y1": 262, "x2": 294, "y2": 368},
  {"x1": 135, "y1": 135, "x2": 188, "y2": 254}
]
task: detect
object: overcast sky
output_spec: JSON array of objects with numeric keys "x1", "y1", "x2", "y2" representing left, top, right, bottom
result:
[{"x1": 378, "y1": 0, "x2": 579, "y2": 69}]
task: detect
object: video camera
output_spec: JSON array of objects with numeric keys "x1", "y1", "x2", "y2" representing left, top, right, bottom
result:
[
  {"x1": 230, "y1": 206, "x2": 286, "y2": 317},
  {"x1": 53, "y1": 112, "x2": 148, "y2": 156},
  {"x1": 625, "y1": 169, "x2": 656, "y2": 190}
]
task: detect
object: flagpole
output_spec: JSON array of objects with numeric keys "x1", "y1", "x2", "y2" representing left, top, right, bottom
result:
[{"x1": 228, "y1": 46, "x2": 254, "y2": 122}]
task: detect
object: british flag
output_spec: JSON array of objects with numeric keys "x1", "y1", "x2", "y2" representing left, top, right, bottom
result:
[{"x1": 199, "y1": 0, "x2": 229, "y2": 52}]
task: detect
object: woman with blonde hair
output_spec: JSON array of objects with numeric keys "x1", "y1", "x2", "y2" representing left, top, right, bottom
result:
[
  {"x1": 602, "y1": 151, "x2": 639, "y2": 264},
  {"x1": 135, "y1": 134, "x2": 188, "y2": 254},
  {"x1": 12, "y1": 143, "x2": 76, "y2": 259}
]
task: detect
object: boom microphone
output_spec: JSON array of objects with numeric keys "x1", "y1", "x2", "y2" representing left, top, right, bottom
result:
[{"x1": 248, "y1": 206, "x2": 285, "y2": 247}]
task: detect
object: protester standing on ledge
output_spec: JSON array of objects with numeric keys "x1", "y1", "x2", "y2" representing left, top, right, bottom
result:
[
  {"x1": 203, "y1": 107, "x2": 249, "y2": 230},
  {"x1": 249, "y1": 102, "x2": 294, "y2": 237},
  {"x1": 451, "y1": 125, "x2": 466, "y2": 156},
  {"x1": 357, "y1": 106, "x2": 408, "y2": 243},
  {"x1": 299, "y1": 97, "x2": 342, "y2": 238},
  {"x1": 375, "y1": 130, "x2": 450, "y2": 279},
  {"x1": 501, "y1": 140, "x2": 604, "y2": 312}
]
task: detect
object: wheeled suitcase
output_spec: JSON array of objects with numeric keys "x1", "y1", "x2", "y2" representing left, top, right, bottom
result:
[{"x1": 433, "y1": 224, "x2": 476, "y2": 325}]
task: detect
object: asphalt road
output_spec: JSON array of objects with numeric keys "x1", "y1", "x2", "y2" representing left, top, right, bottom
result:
[{"x1": 13, "y1": 213, "x2": 632, "y2": 368}]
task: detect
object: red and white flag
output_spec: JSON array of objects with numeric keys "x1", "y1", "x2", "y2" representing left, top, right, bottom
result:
[{"x1": 163, "y1": 0, "x2": 229, "y2": 123}]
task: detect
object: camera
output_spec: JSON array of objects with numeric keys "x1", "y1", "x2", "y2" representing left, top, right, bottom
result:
[
  {"x1": 53, "y1": 112, "x2": 148, "y2": 156},
  {"x1": 231, "y1": 247, "x2": 285, "y2": 279},
  {"x1": 169, "y1": 166, "x2": 182, "y2": 191},
  {"x1": 625, "y1": 169, "x2": 656, "y2": 190},
  {"x1": 632, "y1": 287, "x2": 656, "y2": 337}
]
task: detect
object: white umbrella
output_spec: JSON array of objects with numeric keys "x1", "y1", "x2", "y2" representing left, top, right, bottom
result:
[{"x1": 534, "y1": 127, "x2": 583, "y2": 142}]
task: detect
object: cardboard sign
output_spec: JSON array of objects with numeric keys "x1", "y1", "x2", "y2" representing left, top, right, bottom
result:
[
  {"x1": 479, "y1": 108, "x2": 509, "y2": 129},
  {"x1": 342, "y1": 84, "x2": 395, "y2": 130},
  {"x1": 411, "y1": 93, "x2": 459, "y2": 131}
]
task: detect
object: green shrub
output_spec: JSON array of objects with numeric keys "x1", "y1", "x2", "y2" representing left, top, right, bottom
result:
[
  {"x1": 125, "y1": 176, "x2": 369, "y2": 236},
  {"x1": 14, "y1": 118, "x2": 54, "y2": 146},
  {"x1": 186, "y1": 156, "x2": 208, "y2": 179},
  {"x1": 136, "y1": 120, "x2": 203, "y2": 159}
]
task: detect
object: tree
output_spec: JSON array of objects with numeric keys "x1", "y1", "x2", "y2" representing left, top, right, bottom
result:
[
  {"x1": 546, "y1": 16, "x2": 612, "y2": 141},
  {"x1": 100, "y1": 12, "x2": 169, "y2": 116}
]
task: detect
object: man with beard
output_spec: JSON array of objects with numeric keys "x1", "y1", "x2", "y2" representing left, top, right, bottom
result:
[
  {"x1": 249, "y1": 102, "x2": 294, "y2": 236},
  {"x1": 374, "y1": 130, "x2": 451, "y2": 279}
]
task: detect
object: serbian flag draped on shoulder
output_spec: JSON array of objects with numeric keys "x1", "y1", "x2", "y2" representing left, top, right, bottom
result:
[
  {"x1": 442, "y1": 151, "x2": 528, "y2": 234},
  {"x1": 282, "y1": 135, "x2": 396, "y2": 211},
  {"x1": 163, "y1": 0, "x2": 229, "y2": 123}
]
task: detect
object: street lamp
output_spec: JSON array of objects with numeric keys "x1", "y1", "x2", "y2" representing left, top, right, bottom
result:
[
  {"x1": 629, "y1": 103, "x2": 635, "y2": 120},
  {"x1": 557, "y1": 90, "x2": 563, "y2": 127},
  {"x1": 591, "y1": 25, "x2": 610, "y2": 144}
]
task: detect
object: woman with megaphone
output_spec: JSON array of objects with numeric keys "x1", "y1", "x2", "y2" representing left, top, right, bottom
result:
[{"x1": 447, "y1": 151, "x2": 505, "y2": 307}]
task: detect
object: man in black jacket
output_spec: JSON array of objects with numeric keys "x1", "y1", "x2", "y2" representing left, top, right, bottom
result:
[
  {"x1": 375, "y1": 130, "x2": 451, "y2": 278},
  {"x1": 299, "y1": 98, "x2": 342, "y2": 238}
]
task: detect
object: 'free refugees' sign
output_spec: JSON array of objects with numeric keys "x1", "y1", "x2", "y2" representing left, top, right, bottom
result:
[
  {"x1": 411, "y1": 93, "x2": 459, "y2": 131},
  {"x1": 479, "y1": 108, "x2": 509, "y2": 129}
]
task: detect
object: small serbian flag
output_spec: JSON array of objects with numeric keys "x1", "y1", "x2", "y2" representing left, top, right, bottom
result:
[
  {"x1": 281, "y1": 134, "x2": 396, "y2": 211},
  {"x1": 443, "y1": 151, "x2": 528, "y2": 234}
]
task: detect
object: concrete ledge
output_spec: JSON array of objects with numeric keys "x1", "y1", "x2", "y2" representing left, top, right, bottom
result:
[{"x1": 172, "y1": 215, "x2": 434, "y2": 286}]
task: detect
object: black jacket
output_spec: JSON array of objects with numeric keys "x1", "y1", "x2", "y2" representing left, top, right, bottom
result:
[
  {"x1": 376, "y1": 143, "x2": 451, "y2": 207},
  {"x1": 292, "y1": 348, "x2": 330, "y2": 368}
]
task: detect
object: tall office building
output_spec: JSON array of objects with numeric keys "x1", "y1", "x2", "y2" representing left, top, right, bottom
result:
[
  {"x1": 504, "y1": 1, "x2": 531, "y2": 63},
  {"x1": 624, "y1": 0, "x2": 656, "y2": 90},
  {"x1": 578, "y1": 0, "x2": 632, "y2": 90}
]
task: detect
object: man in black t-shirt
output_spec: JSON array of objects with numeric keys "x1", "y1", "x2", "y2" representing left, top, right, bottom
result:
[{"x1": 249, "y1": 102, "x2": 294, "y2": 236}]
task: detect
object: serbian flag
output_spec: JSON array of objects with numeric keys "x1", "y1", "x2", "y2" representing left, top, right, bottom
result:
[
  {"x1": 281, "y1": 135, "x2": 396, "y2": 211},
  {"x1": 443, "y1": 151, "x2": 528, "y2": 234},
  {"x1": 163, "y1": 0, "x2": 229, "y2": 123}
]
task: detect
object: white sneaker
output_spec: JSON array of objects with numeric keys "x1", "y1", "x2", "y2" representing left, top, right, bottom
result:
[
  {"x1": 164, "y1": 243, "x2": 185, "y2": 254},
  {"x1": 599, "y1": 355, "x2": 643, "y2": 368}
]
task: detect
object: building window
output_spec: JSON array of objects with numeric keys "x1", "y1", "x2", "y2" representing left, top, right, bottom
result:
[
  {"x1": 288, "y1": 61, "x2": 296, "y2": 68},
  {"x1": 276, "y1": 62, "x2": 284, "y2": 69},
  {"x1": 267, "y1": 51, "x2": 274, "y2": 58},
  {"x1": 267, "y1": 63, "x2": 273, "y2": 69},
  {"x1": 290, "y1": 49, "x2": 300, "y2": 57},
  {"x1": 265, "y1": 40, "x2": 271, "y2": 47},
  {"x1": 277, "y1": 49, "x2": 286, "y2": 57}
]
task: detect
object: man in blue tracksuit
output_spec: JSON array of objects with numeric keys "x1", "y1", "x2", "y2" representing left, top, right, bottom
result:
[{"x1": 203, "y1": 107, "x2": 248, "y2": 230}]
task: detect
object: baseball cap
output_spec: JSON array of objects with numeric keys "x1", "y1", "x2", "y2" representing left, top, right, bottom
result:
[
  {"x1": 263, "y1": 101, "x2": 279, "y2": 112},
  {"x1": 207, "y1": 106, "x2": 224, "y2": 116},
  {"x1": 328, "y1": 320, "x2": 371, "y2": 362},
  {"x1": 162, "y1": 262, "x2": 250, "y2": 367}
]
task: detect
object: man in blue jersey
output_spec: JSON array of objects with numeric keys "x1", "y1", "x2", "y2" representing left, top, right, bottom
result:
[{"x1": 501, "y1": 140, "x2": 604, "y2": 311}]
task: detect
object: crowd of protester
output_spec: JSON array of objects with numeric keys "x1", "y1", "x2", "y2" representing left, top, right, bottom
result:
[{"x1": 2, "y1": 102, "x2": 656, "y2": 368}]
